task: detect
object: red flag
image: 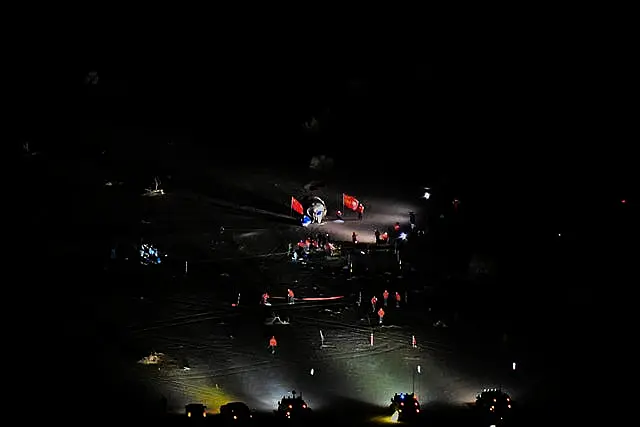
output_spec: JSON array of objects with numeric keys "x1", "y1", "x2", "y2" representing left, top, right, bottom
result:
[
  {"x1": 291, "y1": 196, "x2": 304, "y2": 215},
  {"x1": 343, "y1": 193, "x2": 359, "y2": 211}
]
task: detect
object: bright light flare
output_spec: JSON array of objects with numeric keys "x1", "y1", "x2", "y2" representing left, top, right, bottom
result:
[
  {"x1": 369, "y1": 412, "x2": 401, "y2": 424},
  {"x1": 391, "y1": 410, "x2": 399, "y2": 422},
  {"x1": 399, "y1": 232, "x2": 407, "y2": 240},
  {"x1": 422, "y1": 189, "x2": 431, "y2": 200}
]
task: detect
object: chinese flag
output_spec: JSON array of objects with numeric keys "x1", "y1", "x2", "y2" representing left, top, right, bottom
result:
[
  {"x1": 343, "y1": 193, "x2": 359, "y2": 211},
  {"x1": 291, "y1": 197, "x2": 304, "y2": 215}
]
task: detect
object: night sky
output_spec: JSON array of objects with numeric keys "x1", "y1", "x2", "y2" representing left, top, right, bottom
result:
[
  {"x1": 13, "y1": 28, "x2": 635, "y2": 246},
  {"x1": 11, "y1": 22, "x2": 636, "y2": 424}
]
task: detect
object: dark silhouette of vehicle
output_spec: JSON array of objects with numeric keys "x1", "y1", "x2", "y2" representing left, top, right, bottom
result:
[
  {"x1": 390, "y1": 392, "x2": 420, "y2": 421},
  {"x1": 185, "y1": 403, "x2": 207, "y2": 419},
  {"x1": 275, "y1": 390, "x2": 312, "y2": 420},
  {"x1": 475, "y1": 388, "x2": 514, "y2": 424},
  {"x1": 220, "y1": 401, "x2": 253, "y2": 423}
]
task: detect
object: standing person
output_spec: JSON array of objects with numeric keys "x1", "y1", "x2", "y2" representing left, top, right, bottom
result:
[
  {"x1": 269, "y1": 336, "x2": 277, "y2": 354},
  {"x1": 262, "y1": 292, "x2": 270, "y2": 305},
  {"x1": 395, "y1": 291, "x2": 401, "y2": 308},
  {"x1": 287, "y1": 288, "x2": 295, "y2": 304},
  {"x1": 383, "y1": 290, "x2": 389, "y2": 306},
  {"x1": 371, "y1": 296, "x2": 378, "y2": 312},
  {"x1": 352, "y1": 232, "x2": 358, "y2": 244},
  {"x1": 375, "y1": 229, "x2": 381, "y2": 244},
  {"x1": 357, "y1": 203, "x2": 364, "y2": 220},
  {"x1": 377, "y1": 307, "x2": 385, "y2": 324}
]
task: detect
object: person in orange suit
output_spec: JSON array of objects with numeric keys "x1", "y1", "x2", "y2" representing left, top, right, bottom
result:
[
  {"x1": 371, "y1": 295, "x2": 377, "y2": 312},
  {"x1": 269, "y1": 336, "x2": 277, "y2": 354},
  {"x1": 395, "y1": 291, "x2": 401, "y2": 308},
  {"x1": 383, "y1": 290, "x2": 389, "y2": 306},
  {"x1": 378, "y1": 307, "x2": 385, "y2": 324},
  {"x1": 287, "y1": 288, "x2": 295, "y2": 304}
]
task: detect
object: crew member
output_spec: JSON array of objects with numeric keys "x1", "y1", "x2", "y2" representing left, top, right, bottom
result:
[
  {"x1": 262, "y1": 292, "x2": 270, "y2": 305},
  {"x1": 287, "y1": 288, "x2": 295, "y2": 304},
  {"x1": 269, "y1": 336, "x2": 277, "y2": 354},
  {"x1": 383, "y1": 290, "x2": 389, "y2": 306},
  {"x1": 352, "y1": 232, "x2": 358, "y2": 244},
  {"x1": 371, "y1": 295, "x2": 377, "y2": 312},
  {"x1": 357, "y1": 203, "x2": 364, "y2": 220},
  {"x1": 378, "y1": 307, "x2": 385, "y2": 324},
  {"x1": 375, "y1": 229, "x2": 381, "y2": 244},
  {"x1": 395, "y1": 291, "x2": 401, "y2": 308}
]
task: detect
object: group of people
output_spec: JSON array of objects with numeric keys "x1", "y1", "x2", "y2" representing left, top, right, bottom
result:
[
  {"x1": 371, "y1": 289, "x2": 402, "y2": 325},
  {"x1": 355, "y1": 289, "x2": 404, "y2": 324},
  {"x1": 261, "y1": 288, "x2": 296, "y2": 306},
  {"x1": 336, "y1": 203, "x2": 365, "y2": 221},
  {"x1": 268, "y1": 288, "x2": 408, "y2": 352},
  {"x1": 289, "y1": 233, "x2": 338, "y2": 260},
  {"x1": 370, "y1": 290, "x2": 403, "y2": 324}
]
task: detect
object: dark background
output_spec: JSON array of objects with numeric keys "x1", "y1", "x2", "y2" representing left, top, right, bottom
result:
[
  {"x1": 11, "y1": 22, "x2": 636, "y2": 273},
  {"x1": 14, "y1": 29, "x2": 635, "y2": 238},
  {"x1": 9, "y1": 18, "x2": 637, "y2": 424}
]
